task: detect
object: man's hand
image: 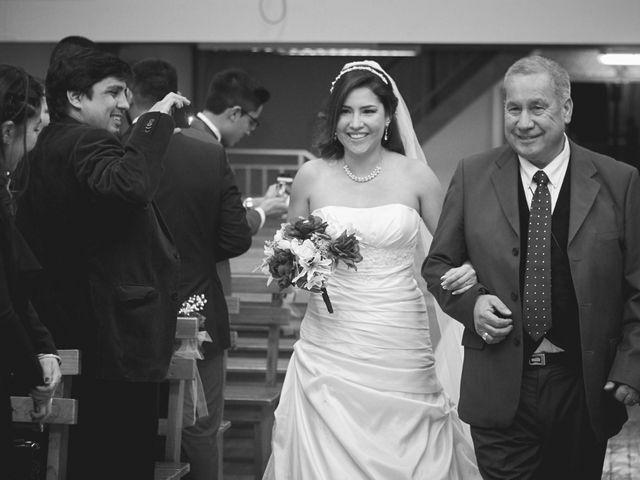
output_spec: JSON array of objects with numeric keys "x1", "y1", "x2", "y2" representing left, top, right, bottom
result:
[
  {"x1": 473, "y1": 294, "x2": 513, "y2": 344},
  {"x1": 256, "y1": 184, "x2": 289, "y2": 217},
  {"x1": 441, "y1": 260, "x2": 477, "y2": 295},
  {"x1": 604, "y1": 382, "x2": 640, "y2": 406},
  {"x1": 148, "y1": 92, "x2": 191, "y2": 116}
]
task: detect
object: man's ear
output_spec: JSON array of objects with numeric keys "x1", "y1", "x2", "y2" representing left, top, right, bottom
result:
[
  {"x1": 67, "y1": 90, "x2": 84, "y2": 109},
  {"x1": 1, "y1": 121, "x2": 16, "y2": 145},
  {"x1": 563, "y1": 97, "x2": 574, "y2": 125},
  {"x1": 226, "y1": 105, "x2": 242, "y2": 122}
]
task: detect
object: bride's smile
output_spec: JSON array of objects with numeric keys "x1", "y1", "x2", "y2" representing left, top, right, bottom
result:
[{"x1": 336, "y1": 86, "x2": 388, "y2": 156}]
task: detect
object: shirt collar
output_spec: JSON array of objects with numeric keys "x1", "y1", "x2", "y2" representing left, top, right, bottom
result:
[
  {"x1": 196, "y1": 112, "x2": 222, "y2": 142},
  {"x1": 518, "y1": 134, "x2": 570, "y2": 190}
]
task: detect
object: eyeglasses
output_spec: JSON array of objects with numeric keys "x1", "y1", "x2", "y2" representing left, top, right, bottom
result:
[{"x1": 240, "y1": 109, "x2": 261, "y2": 129}]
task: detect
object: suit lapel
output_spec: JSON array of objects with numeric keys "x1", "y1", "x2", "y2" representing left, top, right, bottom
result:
[
  {"x1": 568, "y1": 142, "x2": 599, "y2": 246},
  {"x1": 490, "y1": 147, "x2": 520, "y2": 237}
]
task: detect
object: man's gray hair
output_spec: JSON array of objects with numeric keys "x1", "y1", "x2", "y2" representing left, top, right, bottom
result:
[{"x1": 504, "y1": 55, "x2": 571, "y2": 102}]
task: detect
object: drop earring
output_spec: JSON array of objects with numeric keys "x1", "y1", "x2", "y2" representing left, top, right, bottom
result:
[{"x1": 383, "y1": 123, "x2": 389, "y2": 142}]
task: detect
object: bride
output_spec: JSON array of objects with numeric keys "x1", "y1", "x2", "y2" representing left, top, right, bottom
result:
[{"x1": 263, "y1": 60, "x2": 481, "y2": 479}]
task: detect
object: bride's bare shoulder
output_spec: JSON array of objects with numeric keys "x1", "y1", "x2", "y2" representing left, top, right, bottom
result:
[
  {"x1": 389, "y1": 153, "x2": 438, "y2": 183},
  {"x1": 295, "y1": 158, "x2": 339, "y2": 181}
]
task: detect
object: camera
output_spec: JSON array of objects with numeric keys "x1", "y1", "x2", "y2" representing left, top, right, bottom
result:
[
  {"x1": 276, "y1": 176, "x2": 293, "y2": 197},
  {"x1": 172, "y1": 105, "x2": 192, "y2": 129}
]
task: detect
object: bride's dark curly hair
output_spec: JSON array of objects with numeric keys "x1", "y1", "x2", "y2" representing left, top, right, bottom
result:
[{"x1": 313, "y1": 67, "x2": 404, "y2": 160}]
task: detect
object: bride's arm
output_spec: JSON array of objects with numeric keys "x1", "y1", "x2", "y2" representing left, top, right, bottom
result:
[
  {"x1": 414, "y1": 159, "x2": 476, "y2": 294},
  {"x1": 287, "y1": 160, "x2": 315, "y2": 221},
  {"x1": 415, "y1": 160, "x2": 443, "y2": 235}
]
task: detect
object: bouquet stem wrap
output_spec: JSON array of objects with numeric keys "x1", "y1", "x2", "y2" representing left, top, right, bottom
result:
[{"x1": 321, "y1": 288, "x2": 333, "y2": 313}]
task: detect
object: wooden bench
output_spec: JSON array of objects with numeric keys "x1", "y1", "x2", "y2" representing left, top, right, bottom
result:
[
  {"x1": 11, "y1": 349, "x2": 80, "y2": 480},
  {"x1": 224, "y1": 274, "x2": 292, "y2": 478},
  {"x1": 160, "y1": 317, "x2": 233, "y2": 480},
  {"x1": 159, "y1": 316, "x2": 199, "y2": 477},
  {"x1": 10, "y1": 317, "x2": 204, "y2": 480}
]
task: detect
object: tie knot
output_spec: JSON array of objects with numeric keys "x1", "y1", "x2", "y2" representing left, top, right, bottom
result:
[{"x1": 533, "y1": 170, "x2": 549, "y2": 187}]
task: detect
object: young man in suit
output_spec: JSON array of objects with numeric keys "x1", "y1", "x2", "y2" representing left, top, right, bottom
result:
[
  {"x1": 423, "y1": 55, "x2": 640, "y2": 479},
  {"x1": 16, "y1": 48, "x2": 189, "y2": 480},
  {"x1": 128, "y1": 58, "x2": 253, "y2": 480},
  {"x1": 190, "y1": 69, "x2": 288, "y2": 293}
]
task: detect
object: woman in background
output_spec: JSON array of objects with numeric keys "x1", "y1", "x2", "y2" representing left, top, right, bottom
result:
[
  {"x1": 0, "y1": 64, "x2": 60, "y2": 474},
  {"x1": 263, "y1": 60, "x2": 479, "y2": 479}
]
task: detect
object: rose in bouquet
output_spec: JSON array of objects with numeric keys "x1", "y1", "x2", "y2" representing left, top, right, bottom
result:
[{"x1": 259, "y1": 214, "x2": 363, "y2": 313}]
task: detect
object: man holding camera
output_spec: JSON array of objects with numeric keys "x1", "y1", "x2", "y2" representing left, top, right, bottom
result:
[
  {"x1": 16, "y1": 49, "x2": 189, "y2": 479},
  {"x1": 190, "y1": 68, "x2": 289, "y2": 293}
]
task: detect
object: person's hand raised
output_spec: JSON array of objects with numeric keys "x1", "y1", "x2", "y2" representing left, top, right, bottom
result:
[
  {"x1": 257, "y1": 184, "x2": 289, "y2": 217},
  {"x1": 148, "y1": 92, "x2": 191, "y2": 116}
]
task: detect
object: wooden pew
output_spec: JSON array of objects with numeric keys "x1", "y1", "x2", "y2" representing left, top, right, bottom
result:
[
  {"x1": 156, "y1": 316, "x2": 199, "y2": 479},
  {"x1": 11, "y1": 349, "x2": 80, "y2": 480},
  {"x1": 10, "y1": 317, "x2": 202, "y2": 480},
  {"x1": 224, "y1": 274, "x2": 292, "y2": 478}
]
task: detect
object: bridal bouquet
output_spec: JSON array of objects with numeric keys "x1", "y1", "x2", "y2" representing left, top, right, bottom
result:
[{"x1": 259, "y1": 214, "x2": 363, "y2": 313}]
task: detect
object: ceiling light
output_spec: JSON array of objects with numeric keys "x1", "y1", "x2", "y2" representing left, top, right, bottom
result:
[
  {"x1": 597, "y1": 53, "x2": 640, "y2": 66},
  {"x1": 280, "y1": 47, "x2": 419, "y2": 57}
]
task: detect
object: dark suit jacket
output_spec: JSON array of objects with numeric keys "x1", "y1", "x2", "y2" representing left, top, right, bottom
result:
[
  {"x1": 154, "y1": 127, "x2": 252, "y2": 352},
  {"x1": 423, "y1": 141, "x2": 640, "y2": 441},
  {"x1": 190, "y1": 116, "x2": 260, "y2": 294},
  {"x1": 1, "y1": 197, "x2": 57, "y2": 452},
  {"x1": 17, "y1": 113, "x2": 181, "y2": 382}
]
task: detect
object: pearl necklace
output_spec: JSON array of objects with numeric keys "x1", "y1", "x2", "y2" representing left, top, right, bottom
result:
[{"x1": 343, "y1": 163, "x2": 382, "y2": 183}]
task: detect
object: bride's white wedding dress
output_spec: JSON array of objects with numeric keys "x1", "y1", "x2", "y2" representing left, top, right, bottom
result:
[{"x1": 263, "y1": 204, "x2": 479, "y2": 480}]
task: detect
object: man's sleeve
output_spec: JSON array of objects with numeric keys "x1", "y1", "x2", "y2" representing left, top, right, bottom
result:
[
  {"x1": 72, "y1": 112, "x2": 174, "y2": 205},
  {"x1": 422, "y1": 159, "x2": 488, "y2": 330},
  {"x1": 215, "y1": 148, "x2": 252, "y2": 261},
  {"x1": 245, "y1": 208, "x2": 263, "y2": 236},
  {"x1": 609, "y1": 168, "x2": 640, "y2": 391}
]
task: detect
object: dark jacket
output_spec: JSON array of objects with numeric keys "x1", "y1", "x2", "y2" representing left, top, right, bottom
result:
[
  {"x1": 17, "y1": 112, "x2": 180, "y2": 382},
  {"x1": 154, "y1": 127, "x2": 252, "y2": 352},
  {"x1": 0, "y1": 182, "x2": 56, "y2": 456},
  {"x1": 189, "y1": 116, "x2": 260, "y2": 295},
  {"x1": 424, "y1": 141, "x2": 640, "y2": 441}
]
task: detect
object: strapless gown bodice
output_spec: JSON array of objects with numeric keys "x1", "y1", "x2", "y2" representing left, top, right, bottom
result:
[{"x1": 263, "y1": 204, "x2": 479, "y2": 480}]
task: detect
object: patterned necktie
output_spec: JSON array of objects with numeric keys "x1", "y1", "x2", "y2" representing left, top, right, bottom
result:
[{"x1": 523, "y1": 170, "x2": 552, "y2": 341}]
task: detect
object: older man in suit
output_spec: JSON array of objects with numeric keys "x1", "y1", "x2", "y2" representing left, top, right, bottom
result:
[
  {"x1": 16, "y1": 48, "x2": 188, "y2": 480},
  {"x1": 423, "y1": 55, "x2": 640, "y2": 479},
  {"x1": 190, "y1": 68, "x2": 288, "y2": 293},
  {"x1": 128, "y1": 58, "x2": 252, "y2": 480}
]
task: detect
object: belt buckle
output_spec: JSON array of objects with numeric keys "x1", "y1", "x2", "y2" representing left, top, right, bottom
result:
[{"x1": 528, "y1": 352, "x2": 546, "y2": 367}]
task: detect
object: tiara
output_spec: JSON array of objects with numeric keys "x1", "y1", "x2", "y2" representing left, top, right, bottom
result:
[{"x1": 329, "y1": 62, "x2": 389, "y2": 93}]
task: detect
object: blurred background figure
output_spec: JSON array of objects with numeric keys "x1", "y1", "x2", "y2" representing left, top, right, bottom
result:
[
  {"x1": 128, "y1": 57, "x2": 252, "y2": 480},
  {"x1": 48, "y1": 35, "x2": 97, "y2": 66},
  {"x1": 190, "y1": 68, "x2": 289, "y2": 292}
]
